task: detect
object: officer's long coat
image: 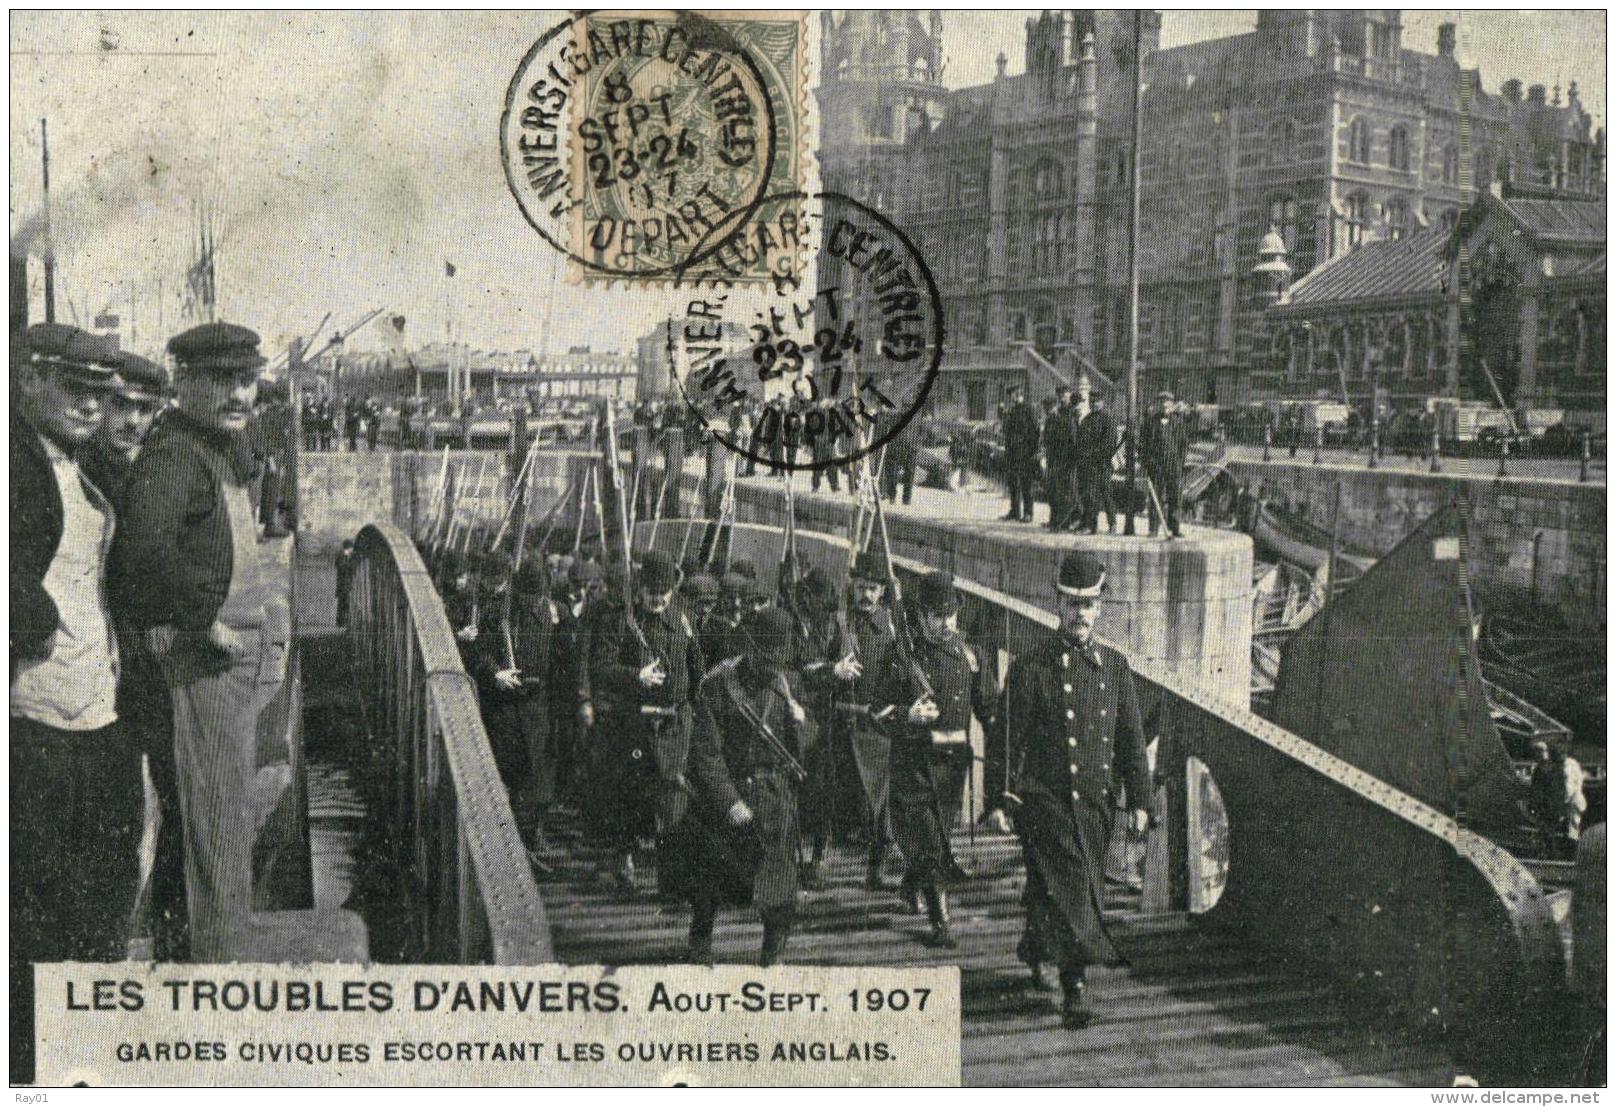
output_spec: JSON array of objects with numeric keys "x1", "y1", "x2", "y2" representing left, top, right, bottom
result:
[{"x1": 988, "y1": 632, "x2": 1152, "y2": 966}]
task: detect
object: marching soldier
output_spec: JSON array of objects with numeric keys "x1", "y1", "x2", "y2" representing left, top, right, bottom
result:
[
  {"x1": 985, "y1": 551, "x2": 1153, "y2": 1029},
  {"x1": 669, "y1": 607, "x2": 809, "y2": 966},
  {"x1": 680, "y1": 571, "x2": 721, "y2": 626},
  {"x1": 841, "y1": 549, "x2": 899, "y2": 890},
  {"x1": 789, "y1": 567, "x2": 860, "y2": 889},
  {"x1": 586, "y1": 552, "x2": 706, "y2": 892},
  {"x1": 551, "y1": 558, "x2": 604, "y2": 805},
  {"x1": 874, "y1": 571, "x2": 999, "y2": 947},
  {"x1": 700, "y1": 572, "x2": 750, "y2": 667}
]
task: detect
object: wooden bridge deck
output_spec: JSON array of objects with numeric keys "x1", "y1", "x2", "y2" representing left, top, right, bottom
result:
[{"x1": 533, "y1": 819, "x2": 1459, "y2": 1087}]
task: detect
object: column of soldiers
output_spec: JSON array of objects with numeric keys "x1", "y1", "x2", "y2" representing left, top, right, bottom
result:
[
  {"x1": 10, "y1": 318, "x2": 301, "y2": 1083},
  {"x1": 424, "y1": 436, "x2": 1155, "y2": 1028}
]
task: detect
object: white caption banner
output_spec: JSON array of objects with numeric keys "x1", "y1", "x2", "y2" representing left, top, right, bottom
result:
[{"x1": 36, "y1": 963, "x2": 959, "y2": 1087}]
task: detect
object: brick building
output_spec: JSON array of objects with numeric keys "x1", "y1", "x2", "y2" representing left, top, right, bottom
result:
[{"x1": 816, "y1": 9, "x2": 1605, "y2": 418}]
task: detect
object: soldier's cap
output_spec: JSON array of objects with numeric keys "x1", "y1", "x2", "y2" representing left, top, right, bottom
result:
[
  {"x1": 679, "y1": 556, "x2": 704, "y2": 580},
  {"x1": 1156, "y1": 389, "x2": 1175, "y2": 402},
  {"x1": 850, "y1": 549, "x2": 890, "y2": 583},
  {"x1": 731, "y1": 558, "x2": 758, "y2": 581},
  {"x1": 552, "y1": 552, "x2": 575, "y2": 575},
  {"x1": 1057, "y1": 551, "x2": 1106, "y2": 599},
  {"x1": 742, "y1": 607, "x2": 795, "y2": 666},
  {"x1": 636, "y1": 551, "x2": 680, "y2": 594},
  {"x1": 21, "y1": 323, "x2": 121, "y2": 383},
  {"x1": 167, "y1": 322, "x2": 267, "y2": 376},
  {"x1": 111, "y1": 350, "x2": 171, "y2": 400},
  {"x1": 683, "y1": 572, "x2": 720, "y2": 600},
  {"x1": 719, "y1": 572, "x2": 751, "y2": 597},
  {"x1": 796, "y1": 566, "x2": 837, "y2": 606},
  {"x1": 911, "y1": 570, "x2": 960, "y2": 615},
  {"x1": 569, "y1": 559, "x2": 605, "y2": 585},
  {"x1": 514, "y1": 560, "x2": 547, "y2": 594}
]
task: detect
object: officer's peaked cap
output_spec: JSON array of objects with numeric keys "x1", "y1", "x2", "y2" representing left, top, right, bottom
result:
[{"x1": 22, "y1": 323, "x2": 120, "y2": 380}]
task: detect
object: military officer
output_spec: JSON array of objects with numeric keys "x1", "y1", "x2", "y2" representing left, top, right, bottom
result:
[
  {"x1": 672, "y1": 607, "x2": 809, "y2": 965},
  {"x1": 986, "y1": 551, "x2": 1153, "y2": 1029},
  {"x1": 586, "y1": 552, "x2": 706, "y2": 892},
  {"x1": 874, "y1": 571, "x2": 999, "y2": 947},
  {"x1": 841, "y1": 549, "x2": 898, "y2": 890}
]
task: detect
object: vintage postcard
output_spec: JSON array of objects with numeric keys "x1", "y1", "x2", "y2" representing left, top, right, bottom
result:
[{"x1": 8, "y1": 7, "x2": 1607, "y2": 1093}]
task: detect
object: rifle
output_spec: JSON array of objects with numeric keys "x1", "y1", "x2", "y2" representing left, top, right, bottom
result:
[
  {"x1": 500, "y1": 451, "x2": 537, "y2": 674},
  {"x1": 572, "y1": 463, "x2": 592, "y2": 556},
  {"x1": 601, "y1": 401, "x2": 659, "y2": 668},
  {"x1": 870, "y1": 474, "x2": 935, "y2": 704},
  {"x1": 721, "y1": 669, "x2": 808, "y2": 783},
  {"x1": 492, "y1": 434, "x2": 542, "y2": 550}
]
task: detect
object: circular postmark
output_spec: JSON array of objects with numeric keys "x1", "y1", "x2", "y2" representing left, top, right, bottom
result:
[
  {"x1": 500, "y1": 10, "x2": 779, "y2": 279},
  {"x1": 667, "y1": 190, "x2": 944, "y2": 473}
]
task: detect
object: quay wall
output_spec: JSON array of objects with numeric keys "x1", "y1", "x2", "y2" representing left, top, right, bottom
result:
[{"x1": 1228, "y1": 459, "x2": 1606, "y2": 632}]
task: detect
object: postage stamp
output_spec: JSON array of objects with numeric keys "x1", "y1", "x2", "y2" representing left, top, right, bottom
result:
[
  {"x1": 500, "y1": 9, "x2": 808, "y2": 284},
  {"x1": 668, "y1": 189, "x2": 944, "y2": 472}
]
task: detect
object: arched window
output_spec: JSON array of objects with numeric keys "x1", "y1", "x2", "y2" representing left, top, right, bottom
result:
[
  {"x1": 1345, "y1": 192, "x2": 1371, "y2": 248},
  {"x1": 1388, "y1": 126, "x2": 1411, "y2": 171},
  {"x1": 1269, "y1": 194, "x2": 1300, "y2": 250},
  {"x1": 1347, "y1": 117, "x2": 1372, "y2": 164},
  {"x1": 1441, "y1": 144, "x2": 1459, "y2": 185},
  {"x1": 1386, "y1": 198, "x2": 1410, "y2": 241}
]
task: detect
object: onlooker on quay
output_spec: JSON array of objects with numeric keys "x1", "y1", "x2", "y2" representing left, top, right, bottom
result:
[
  {"x1": 10, "y1": 323, "x2": 134, "y2": 1085},
  {"x1": 111, "y1": 322, "x2": 272, "y2": 962}
]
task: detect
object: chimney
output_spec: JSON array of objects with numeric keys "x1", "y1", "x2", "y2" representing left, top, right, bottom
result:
[
  {"x1": 1528, "y1": 84, "x2": 1547, "y2": 105},
  {"x1": 1436, "y1": 22, "x2": 1456, "y2": 59},
  {"x1": 1502, "y1": 78, "x2": 1523, "y2": 103}
]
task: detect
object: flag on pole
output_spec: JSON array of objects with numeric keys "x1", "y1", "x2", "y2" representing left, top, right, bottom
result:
[{"x1": 444, "y1": 260, "x2": 457, "y2": 278}]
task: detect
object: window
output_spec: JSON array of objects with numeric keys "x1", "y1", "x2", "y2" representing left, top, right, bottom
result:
[
  {"x1": 1269, "y1": 195, "x2": 1300, "y2": 250},
  {"x1": 1158, "y1": 294, "x2": 1182, "y2": 353},
  {"x1": 1386, "y1": 198, "x2": 1410, "y2": 241},
  {"x1": 1268, "y1": 119, "x2": 1295, "y2": 166},
  {"x1": 1441, "y1": 144, "x2": 1459, "y2": 185},
  {"x1": 1369, "y1": 22, "x2": 1393, "y2": 59},
  {"x1": 1011, "y1": 313, "x2": 1027, "y2": 342},
  {"x1": 1032, "y1": 158, "x2": 1062, "y2": 202},
  {"x1": 1347, "y1": 118, "x2": 1372, "y2": 164},
  {"x1": 1388, "y1": 126, "x2": 1411, "y2": 172},
  {"x1": 1345, "y1": 192, "x2": 1370, "y2": 248}
]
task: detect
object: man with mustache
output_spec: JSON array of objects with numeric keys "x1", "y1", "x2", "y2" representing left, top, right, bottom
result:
[
  {"x1": 80, "y1": 349, "x2": 169, "y2": 506},
  {"x1": 111, "y1": 322, "x2": 272, "y2": 962},
  {"x1": 10, "y1": 323, "x2": 129, "y2": 1084},
  {"x1": 985, "y1": 551, "x2": 1152, "y2": 1030}
]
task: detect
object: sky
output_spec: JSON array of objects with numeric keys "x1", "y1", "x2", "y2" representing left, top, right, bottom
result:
[{"x1": 9, "y1": 10, "x2": 1605, "y2": 363}]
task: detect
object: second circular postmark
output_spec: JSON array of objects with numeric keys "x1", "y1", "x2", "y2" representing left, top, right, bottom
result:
[
  {"x1": 667, "y1": 189, "x2": 945, "y2": 474},
  {"x1": 500, "y1": 10, "x2": 779, "y2": 280}
]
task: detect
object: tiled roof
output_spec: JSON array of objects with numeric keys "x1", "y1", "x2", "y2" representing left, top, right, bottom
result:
[
  {"x1": 1497, "y1": 196, "x2": 1606, "y2": 244},
  {"x1": 1282, "y1": 227, "x2": 1450, "y2": 308}
]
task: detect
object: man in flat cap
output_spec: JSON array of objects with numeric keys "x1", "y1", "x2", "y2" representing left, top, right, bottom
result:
[
  {"x1": 81, "y1": 349, "x2": 189, "y2": 961},
  {"x1": 671, "y1": 606, "x2": 809, "y2": 965},
  {"x1": 874, "y1": 570, "x2": 1000, "y2": 947},
  {"x1": 986, "y1": 550, "x2": 1152, "y2": 1029},
  {"x1": 81, "y1": 349, "x2": 169, "y2": 508},
  {"x1": 110, "y1": 321, "x2": 270, "y2": 961},
  {"x1": 10, "y1": 322, "x2": 131, "y2": 1083},
  {"x1": 587, "y1": 551, "x2": 706, "y2": 892},
  {"x1": 1140, "y1": 389, "x2": 1187, "y2": 538}
]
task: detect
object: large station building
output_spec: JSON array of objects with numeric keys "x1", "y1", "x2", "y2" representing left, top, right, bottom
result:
[{"x1": 816, "y1": 9, "x2": 1605, "y2": 419}]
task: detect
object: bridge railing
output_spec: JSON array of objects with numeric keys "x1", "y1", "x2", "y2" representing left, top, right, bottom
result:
[
  {"x1": 348, "y1": 520, "x2": 551, "y2": 964},
  {"x1": 635, "y1": 517, "x2": 1563, "y2": 1064}
]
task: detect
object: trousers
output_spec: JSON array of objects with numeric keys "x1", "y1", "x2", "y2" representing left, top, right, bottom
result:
[{"x1": 11, "y1": 716, "x2": 141, "y2": 1085}]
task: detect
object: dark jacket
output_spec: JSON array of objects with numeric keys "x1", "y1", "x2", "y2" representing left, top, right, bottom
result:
[
  {"x1": 110, "y1": 410, "x2": 254, "y2": 633},
  {"x1": 1002, "y1": 400, "x2": 1041, "y2": 463},
  {"x1": 1140, "y1": 410, "x2": 1188, "y2": 478},
  {"x1": 1076, "y1": 407, "x2": 1119, "y2": 470},
  {"x1": 10, "y1": 413, "x2": 66, "y2": 663}
]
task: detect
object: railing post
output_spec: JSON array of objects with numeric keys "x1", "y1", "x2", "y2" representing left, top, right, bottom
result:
[
  {"x1": 1580, "y1": 431, "x2": 1591, "y2": 483},
  {"x1": 1497, "y1": 435, "x2": 1510, "y2": 479},
  {"x1": 1429, "y1": 429, "x2": 1442, "y2": 473},
  {"x1": 1262, "y1": 422, "x2": 1272, "y2": 462},
  {"x1": 1313, "y1": 424, "x2": 1324, "y2": 465}
]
